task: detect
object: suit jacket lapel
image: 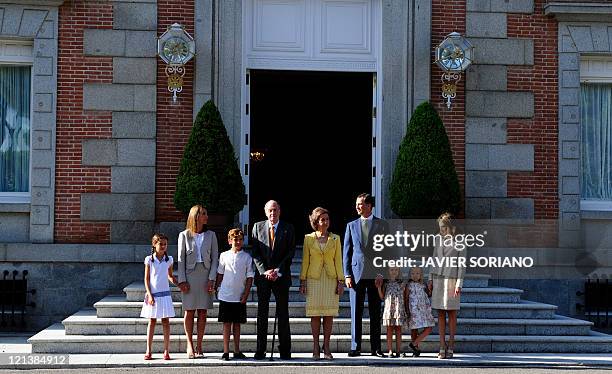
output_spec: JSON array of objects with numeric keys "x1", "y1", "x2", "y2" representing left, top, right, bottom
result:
[
  {"x1": 262, "y1": 221, "x2": 271, "y2": 251},
  {"x1": 354, "y1": 219, "x2": 363, "y2": 249},
  {"x1": 274, "y1": 221, "x2": 285, "y2": 252}
]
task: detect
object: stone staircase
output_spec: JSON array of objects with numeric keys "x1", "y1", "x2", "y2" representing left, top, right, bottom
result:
[{"x1": 29, "y1": 247, "x2": 612, "y2": 354}]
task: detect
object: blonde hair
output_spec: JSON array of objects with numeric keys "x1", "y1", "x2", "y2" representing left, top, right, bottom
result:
[
  {"x1": 186, "y1": 205, "x2": 207, "y2": 233},
  {"x1": 437, "y1": 212, "x2": 456, "y2": 234},
  {"x1": 309, "y1": 207, "x2": 329, "y2": 231},
  {"x1": 409, "y1": 266, "x2": 424, "y2": 283},
  {"x1": 228, "y1": 228, "x2": 244, "y2": 240}
]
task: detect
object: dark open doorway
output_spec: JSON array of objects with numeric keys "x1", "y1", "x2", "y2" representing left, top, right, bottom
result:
[{"x1": 249, "y1": 70, "x2": 373, "y2": 240}]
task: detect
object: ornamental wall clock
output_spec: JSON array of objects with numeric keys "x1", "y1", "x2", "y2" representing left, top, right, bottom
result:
[
  {"x1": 434, "y1": 32, "x2": 474, "y2": 109},
  {"x1": 157, "y1": 23, "x2": 196, "y2": 102}
]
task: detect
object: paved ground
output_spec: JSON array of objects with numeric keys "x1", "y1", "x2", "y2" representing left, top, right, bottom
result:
[
  {"x1": 1, "y1": 368, "x2": 612, "y2": 374},
  {"x1": 2, "y1": 334, "x2": 612, "y2": 370}
]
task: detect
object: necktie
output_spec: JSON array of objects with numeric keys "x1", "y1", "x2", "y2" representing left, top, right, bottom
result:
[
  {"x1": 269, "y1": 226, "x2": 275, "y2": 250},
  {"x1": 361, "y1": 219, "x2": 369, "y2": 246}
]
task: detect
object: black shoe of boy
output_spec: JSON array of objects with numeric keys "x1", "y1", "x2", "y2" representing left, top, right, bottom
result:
[
  {"x1": 233, "y1": 352, "x2": 247, "y2": 359},
  {"x1": 253, "y1": 352, "x2": 266, "y2": 360},
  {"x1": 221, "y1": 352, "x2": 230, "y2": 361}
]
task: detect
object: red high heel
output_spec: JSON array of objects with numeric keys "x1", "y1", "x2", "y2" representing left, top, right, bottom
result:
[
  {"x1": 144, "y1": 353, "x2": 152, "y2": 360},
  {"x1": 163, "y1": 352, "x2": 171, "y2": 360}
]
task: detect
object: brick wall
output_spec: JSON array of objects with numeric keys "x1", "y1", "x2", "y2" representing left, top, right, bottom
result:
[
  {"x1": 156, "y1": 0, "x2": 195, "y2": 222},
  {"x1": 506, "y1": 0, "x2": 559, "y2": 219},
  {"x1": 55, "y1": 1, "x2": 113, "y2": 243},
  {"x1": 431, "y1": 0, "x2": 467, "y2": 214}
]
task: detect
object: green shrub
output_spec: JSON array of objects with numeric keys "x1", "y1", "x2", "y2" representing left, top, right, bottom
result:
[
  {"x1": 174, "y1": 100, "x2": 246, "y2": 216},
  {"x1": 389, "y1": 101, "x2": 461, "y2": 217}
]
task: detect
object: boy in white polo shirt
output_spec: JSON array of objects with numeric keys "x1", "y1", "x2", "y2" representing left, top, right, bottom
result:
[{"x1": 216, "y1": 228, "x2": 254, "y2": 361}]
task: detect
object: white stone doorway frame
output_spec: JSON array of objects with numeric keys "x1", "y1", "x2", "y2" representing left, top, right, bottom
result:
[{"x1": 238, "y1": 0, "x2": 384, "y2": 233}]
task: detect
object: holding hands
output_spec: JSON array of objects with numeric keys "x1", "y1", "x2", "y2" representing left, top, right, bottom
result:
[
  {"x1": 178, "y1": 282, "x2": 190, "y2": 293},
  {"x1": 375, "y1": 274, "x2": 384, "y2": 289},
  {"x1": 145, "y1": 292, "x2": 155, "y2": 306},
  {"x1": 207, "y1": 280, "x2": 216, "y2": 293}
]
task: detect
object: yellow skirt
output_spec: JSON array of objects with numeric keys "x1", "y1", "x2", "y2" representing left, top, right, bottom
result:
[{"x1": 305, "y1": 272, "x2": 340, "y2": 317}]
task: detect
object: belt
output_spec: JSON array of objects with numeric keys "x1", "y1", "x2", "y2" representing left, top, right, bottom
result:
[{"x1": 151, "y1": 291, "x2": 171, "y2": 297}]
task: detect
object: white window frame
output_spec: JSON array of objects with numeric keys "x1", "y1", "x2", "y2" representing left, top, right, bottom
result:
[
  {"x1": 580, "y1": 56, "x2": 612, "y2": 212},
  {"x1": 0, "y1": 40, "x2": 34, "y2": 204}
]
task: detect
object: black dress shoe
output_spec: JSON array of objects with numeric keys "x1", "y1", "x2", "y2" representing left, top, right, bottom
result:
[
  {"x1": 372, "y1": 350, "x2": 387, "y2": 357},
  {"x1": 221, "y1": 352, "x2": 230, "y2": 361},
  {"x1": 253, "y1": 352, "x2": 266, "y2": 360},
  {"x1": 279, "y1": 353, "x2": 292, "y2": 360},
  {"x1": 233, "y1": 352, "x2": 247, "y2": 359},
  {"x1": 348, "y1": 350, "x2": 361, "y2": 357}
]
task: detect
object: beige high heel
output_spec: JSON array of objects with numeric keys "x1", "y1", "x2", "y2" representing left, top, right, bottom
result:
[{"x1": 437, "y1": 345, "x2": 446, "y2": 359}]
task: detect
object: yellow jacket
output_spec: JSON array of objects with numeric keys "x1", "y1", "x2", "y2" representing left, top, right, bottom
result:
[{"x1": 300, "y1": 232, "x2": 344, "y2": 281}]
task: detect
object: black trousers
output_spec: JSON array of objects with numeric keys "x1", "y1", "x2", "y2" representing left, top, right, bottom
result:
[
  {"x1": 349, "y1": 278, "x2": 382, "y2": 352},
  {"x1": 255, "y1": 276, "x2": 291, "y2": 356}
]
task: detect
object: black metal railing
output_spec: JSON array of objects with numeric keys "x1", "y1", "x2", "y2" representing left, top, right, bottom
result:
[
  {"x1": 0, "y1": 270, "x2": 36, "y2": 330},
  {"x1": 576, "y1": 278, "x2": 611, "y2": 329}
]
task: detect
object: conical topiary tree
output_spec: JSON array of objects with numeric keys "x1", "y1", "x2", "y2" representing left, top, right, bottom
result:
[
  {"x1": 389, "y1": 101, "x2": 461, "y2": 217},
  {"x1": 174, "y1": 100, "x2": 246, "y2": 217}
]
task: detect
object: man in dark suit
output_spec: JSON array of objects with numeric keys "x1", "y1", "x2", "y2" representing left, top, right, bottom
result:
[
  {"x1": 343, "y1": 193, "x2": 388, "y2": 357},
  {"x1": 251, "y1": 200, "x2": 295, "y2": 360}
]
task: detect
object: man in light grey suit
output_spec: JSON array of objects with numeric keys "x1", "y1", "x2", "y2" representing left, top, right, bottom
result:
[{"x1": 343, "y1": 193, "x2": 388, "y2": 357}]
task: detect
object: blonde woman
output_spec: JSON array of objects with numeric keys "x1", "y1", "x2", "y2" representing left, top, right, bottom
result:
[
  {"x1": 299, "y1": 207, "x2": 344, "y2": 360},
  {"x1": 428, "y1": 212, "x2": 465, "y2": 359},
  {"x1": 177, "y1": 205, "x2": 219, "y2": 358}
]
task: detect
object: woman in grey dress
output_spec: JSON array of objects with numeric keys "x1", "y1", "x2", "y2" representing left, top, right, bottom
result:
[
  {"x1": 428, "y1": 212, "x2": 465, "y2": 359},
  {"x1": 177, "y1": 205, "x2": 219, "y2": 358}
]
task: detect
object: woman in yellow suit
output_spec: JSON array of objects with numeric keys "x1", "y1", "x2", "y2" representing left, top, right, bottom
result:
[{"x1": 299, "y1": 207, "x2": 344, "y2": 360}]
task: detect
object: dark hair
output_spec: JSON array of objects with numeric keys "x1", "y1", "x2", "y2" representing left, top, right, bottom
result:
[
  {"x1": 357, "y1": 193, "x2": 375, "y2": 207},
  {"x1": 151, "y1": 233, "x2": 170, "y2": 262}
]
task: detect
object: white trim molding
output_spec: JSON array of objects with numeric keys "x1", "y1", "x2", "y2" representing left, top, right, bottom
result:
[
  {"x1": 581, "y1": 56, "x2": 612, "y2": 83},
  {"x1": 581, "y1": 200, "x2": 612, "y2": 213},
  {"x1": 0, "y1": 40, "x2": 34, "y2": 64},
  {"x1": 545, "y1": 2, "x2": 612, "y2": 22}
]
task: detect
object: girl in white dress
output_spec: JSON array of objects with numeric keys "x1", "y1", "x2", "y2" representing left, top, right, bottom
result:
[{"x1": 141, "y1": 233, "x2": 177, "y2": 360}]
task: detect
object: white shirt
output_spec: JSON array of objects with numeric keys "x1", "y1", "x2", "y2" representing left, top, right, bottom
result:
[
  {"x1": 194, "y1": 232, "x2": 205, "y2": 263},
  {"x1": 217, "y1": 250, "x2": 255, "y2": 302},
  {"x1": 144, "y1": 255, "x2": 173, "y2": 294}
]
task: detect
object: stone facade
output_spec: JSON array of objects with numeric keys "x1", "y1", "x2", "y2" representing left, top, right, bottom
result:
[{"x1": 0, "y1": 0, "x2": 611, "y2": 332}]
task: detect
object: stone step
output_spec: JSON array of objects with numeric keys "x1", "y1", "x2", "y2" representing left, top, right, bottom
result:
[
  {"x1": 64, "y1": 309, "x2": 593, "y2": 336},
  {"x1": 30, "y1": 323, "x2": 612, "y2": 354},
  {"x1": 94, "y1": 295, "x2": 558, "y2": 319},
  {"x1": 124, "y1": 282, "x2": 520, "y2": 303}
]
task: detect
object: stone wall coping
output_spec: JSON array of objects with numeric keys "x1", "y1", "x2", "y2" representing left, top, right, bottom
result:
[
  {"x1": 581, "y1": 210, "x2": 612, "y2": 220},
  {"x1": 545, "y1": 2, "x2": 612, "y2": 21},
  {"x1": 0, "y1": 203, "x2": 30, "y2": 213},
  {"x1": 0, "y1": 0, "x2": 64, "y2": 5},
  {"x1": 0, "y1": 243, "x2": 178, "y2": 263}
]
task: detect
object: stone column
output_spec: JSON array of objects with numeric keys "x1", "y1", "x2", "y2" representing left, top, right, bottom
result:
[
  {"x1": 464, "y1": 0, "x2": 536, "y2": 223},
  {"x1": 81, "y1": 0, "x2": 157, "y2": 243}
]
